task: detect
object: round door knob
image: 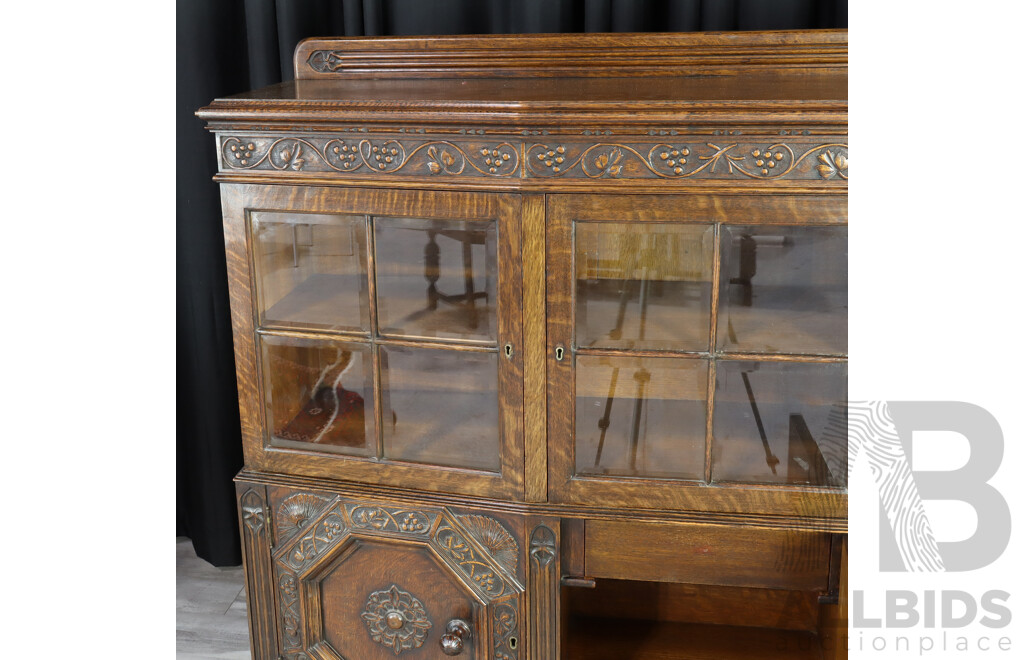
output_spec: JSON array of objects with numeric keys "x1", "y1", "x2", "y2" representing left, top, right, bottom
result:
[{"x1": 439, "y1": 618, "x2": 472, "y2": 656}]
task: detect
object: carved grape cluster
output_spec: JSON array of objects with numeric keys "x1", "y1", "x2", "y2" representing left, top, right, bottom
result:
[
  {"x1": 752, "y1": 147, "x2": 785, "y2": 175},
  {"x1": 399, "y1": 513, "x2": 427, "y2": 533},
  {"x1": 329, "y1": 142, "x2": 359, "y2": 166},
  {"x1": 480, "y1": 146, "x2": 512, "y2": 173},
  {"x1": 657, "y1": 146, "x2": 690, "y2": 174},
  {"x1": 537, "y1": 145, "x2": 566, "y2": 172},
  {"x1": 369, "y1": 143, "x2": 400, "y2": 170},
  {"x1": 228, "y1": 141, "x2": 256, "y2": 166}
]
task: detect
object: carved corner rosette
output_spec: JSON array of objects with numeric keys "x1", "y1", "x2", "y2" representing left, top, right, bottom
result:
[{"x1": 361, "y1": 585, "x2": 433, "y2": 655}]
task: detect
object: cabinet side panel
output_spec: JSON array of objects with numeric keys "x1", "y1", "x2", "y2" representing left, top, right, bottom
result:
[
  {"x1": 235, "y1": 481, "x2": 279, "y2": 660},
  {"x1": 221, "y1": 184, "x2": 264, "y2": 469}
]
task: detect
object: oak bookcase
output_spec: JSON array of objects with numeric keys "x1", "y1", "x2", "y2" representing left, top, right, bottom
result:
[{"x1": 199, "y1": 29, "x2": 848, "y2": 660}]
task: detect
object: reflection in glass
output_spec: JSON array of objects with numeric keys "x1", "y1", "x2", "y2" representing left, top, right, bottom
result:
[
  {"x1": 712, "y1": 360, "x2": 847, "y2": 487},
  {"x1": 575, "y1": 355, "x2": 707, "y2": 480},
  {"x1": 374, "y1": 217, "x2": 497, "y2": 343},
  {"x1": 717, "y1": 225, "x2": 847, "y2": 355},
  {"x1": 252, "y1": 212, "x2": 370, "y2": 332},
  {"x1": 261, "y1": 335, "x2": 374, "y2": 456},
  {"x1": 576, "y1": 222, "x2": 714, "y2": 352},
  {"x1": 381, "y1": 345, "x2": 500, "y2": 471}
]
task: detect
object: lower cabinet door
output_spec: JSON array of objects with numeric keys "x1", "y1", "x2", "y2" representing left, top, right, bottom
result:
[{"x1": 240, "y1": 485, "x2": 525, "y2": 660}]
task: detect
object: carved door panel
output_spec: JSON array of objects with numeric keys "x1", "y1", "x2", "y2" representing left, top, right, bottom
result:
[
  {"x1": 545, "y1": 194, "x2": 849, "y2": 518},
  {"x1": 255, "y1": 490, "x2": 524, "y2": 660},
  {"x1": 221, "y1": 185, "x2": 525, "y2": 501}
]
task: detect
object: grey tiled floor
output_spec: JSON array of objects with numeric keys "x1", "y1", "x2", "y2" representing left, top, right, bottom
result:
[{"x1": 176, "y1": 537, "x2": 251, "y2": 659}]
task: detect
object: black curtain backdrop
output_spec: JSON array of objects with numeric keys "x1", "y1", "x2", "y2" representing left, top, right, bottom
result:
[{"x1": 177, "y1": 0, "x2": 847, "y2": 566}]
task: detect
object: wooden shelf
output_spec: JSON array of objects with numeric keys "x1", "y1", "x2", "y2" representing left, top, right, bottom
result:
[{"x1": 565, "y1": 616, "x2": 823, "y2": 660}]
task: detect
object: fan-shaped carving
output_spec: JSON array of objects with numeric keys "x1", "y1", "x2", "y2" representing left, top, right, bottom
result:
[
  {"x1": 276, "y1": 493, "x2": 331, "y2": 542},
  {"x1": 458, "y1": 515, "x2": 519, "y2": 574}
]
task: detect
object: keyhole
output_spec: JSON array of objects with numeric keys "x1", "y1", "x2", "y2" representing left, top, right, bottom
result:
[
  {"x1": 509, "y1": 637, "x2": 518, "y2": 650},
  {"x1": 504, "y1": 343, "x2": 514, "y2": 359},
  {"x1": 555, "y1": 346, "x2": 564, "y2": 361}
]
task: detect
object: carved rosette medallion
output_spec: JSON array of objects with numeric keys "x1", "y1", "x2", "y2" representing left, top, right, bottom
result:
[{"x1": 361, "y1": 585, "x2": 433, "y2": 655}]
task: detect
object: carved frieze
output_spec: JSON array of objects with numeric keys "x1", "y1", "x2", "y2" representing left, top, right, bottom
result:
[
  {"x1": 219, "y1": 133, "x2": 848, "y2": 181},
  {"x1": 221, "y1": 136, "x2": 519, "y2": 177},
  {"x1": 525, "y1": 141, "x2": 848, "y2": 180}
]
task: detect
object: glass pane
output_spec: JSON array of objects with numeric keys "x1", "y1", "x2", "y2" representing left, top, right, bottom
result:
[
  {"x1": 381, "y1": 345, "x2": 500, "y2": 471},
  {"x1": 575, "y1": 355, "x2": 708, "y2": 480},
  {"x1": 712, "y1": 360, "x2": 847, "y2": 487},
  {"x1": 252, "y1": 212, "x2": 370, "y2": 332},
  {"x1": 374, "y1": 217, "x2": 498, "y2": 343},
  {"x1": 261, "y1": 335, "x2": 375, "y2": 456},
  {"x1": 717, "y1": 225, "x2": 847, "y2": 355},
  {"x1": 576, "y1": 222, "x2": 714, "y2": 352}
]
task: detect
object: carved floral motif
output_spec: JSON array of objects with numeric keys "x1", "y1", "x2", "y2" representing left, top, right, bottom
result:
[
  {"x1": 361, "y1": 585, "x2": 433, "y2": 655},
  {"x1": 816, "y1": 149, "x2": 849, "y2": 179},
  {"x1": 349, "y1": 505, "x2": 433, "y2": 534},
  {"x1": 284, "y1": 511, "x2": 347, "y2": 572},
  {"x1": 435, "y1": 524, "x2": 508, "y2": 598},
  {"x1": 493, "y1": 601, "x2": 519, "y2": 660},
  {"x1": 278, "y1": 570, "x2": 302, "y2": 651}
]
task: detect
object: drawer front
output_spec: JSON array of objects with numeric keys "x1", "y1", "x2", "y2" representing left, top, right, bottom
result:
[
  {"x1": 237, "y1": 483, "x2": 524, "y2": 660},
  {"x1": 585, "y1": 519, "x2": 831, "y2": 591}
]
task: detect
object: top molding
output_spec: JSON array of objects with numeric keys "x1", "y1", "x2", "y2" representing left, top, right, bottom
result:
[{"x1": 295, "y1": 30, "x2": 847, "y2": 79}]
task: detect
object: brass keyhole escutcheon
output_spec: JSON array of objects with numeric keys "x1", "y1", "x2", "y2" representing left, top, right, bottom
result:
[
  {"x1": 554, "y1": 345, "x2": 564, "y2": 361},
  {"x1": 504, "y1": 343, "x2": 514, "y2": 359}
]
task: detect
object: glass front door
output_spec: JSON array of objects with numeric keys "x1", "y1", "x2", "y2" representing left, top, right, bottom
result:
[
  {"x1": 546, "y1": 194, "x2": 848, "y2": 516},
  {"x1": 222, "y1": 186, "x2": 524, "y2": 499}
]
